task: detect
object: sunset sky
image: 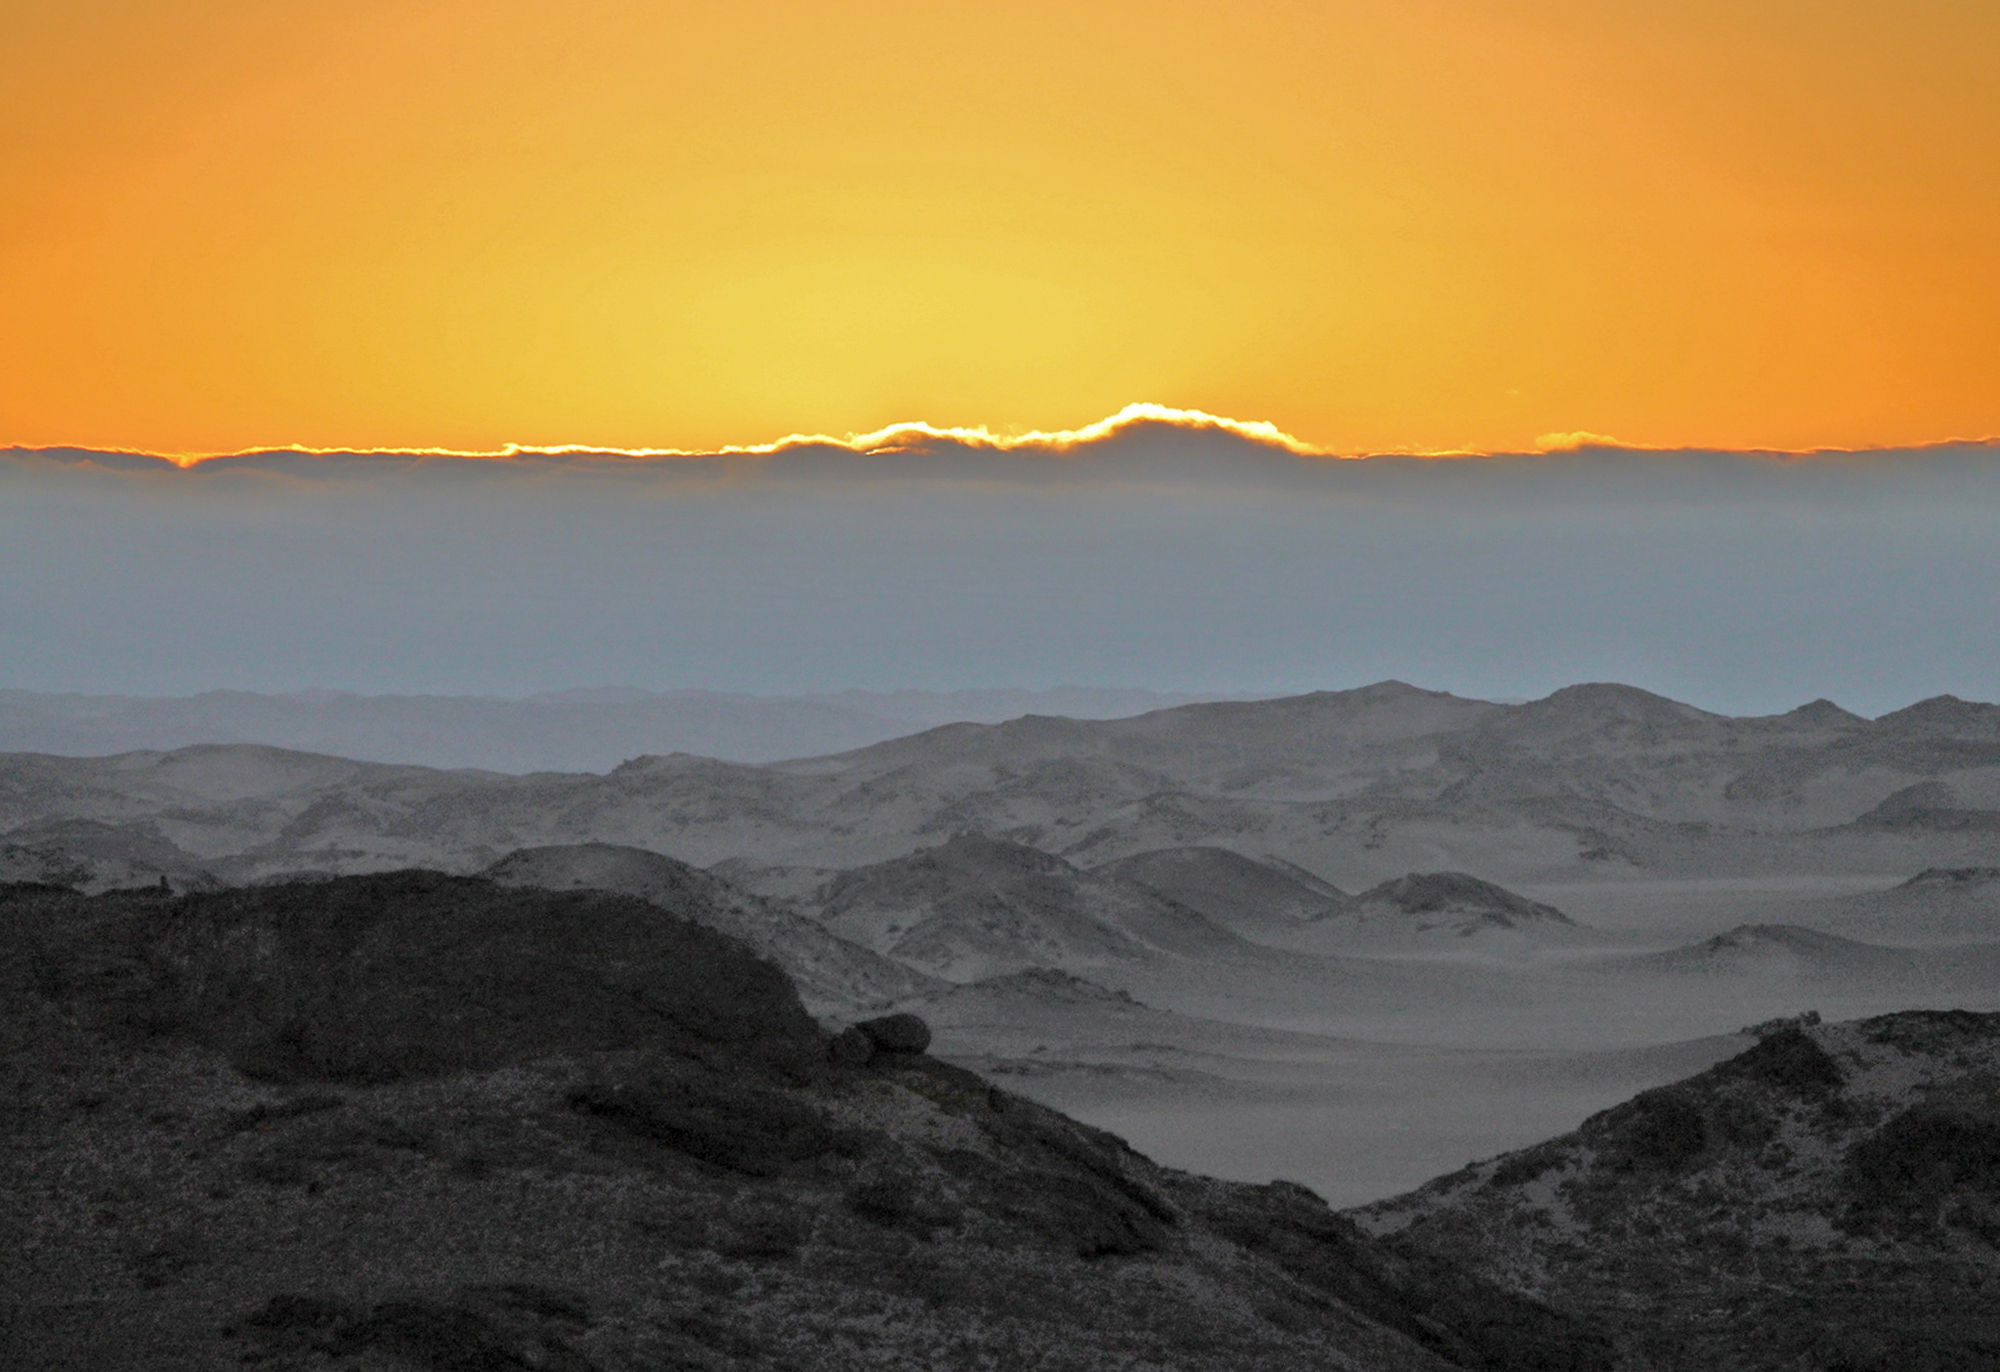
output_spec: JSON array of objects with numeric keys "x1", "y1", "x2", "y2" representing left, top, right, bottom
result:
[{"x1": 7, "y1": 0, "x2": 1999, "y2": 456}]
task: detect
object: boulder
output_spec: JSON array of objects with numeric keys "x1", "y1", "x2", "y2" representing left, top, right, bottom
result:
[
  {"x1": 828, "y1": 1025, "x2": 875, "y2": 1066},
  {"x1": 855, "y1": 1013, "x2": 931, "y2": 1055}
]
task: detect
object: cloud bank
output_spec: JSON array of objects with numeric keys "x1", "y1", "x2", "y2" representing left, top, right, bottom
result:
[{"x1": 4, "y1": 413, "x2": 1997, "y2": 717}]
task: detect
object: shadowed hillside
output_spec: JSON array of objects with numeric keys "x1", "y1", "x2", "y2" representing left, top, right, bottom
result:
[
  {"x1": 0, "y1": 876, "x2": 1609, "y2": 1372},
  {"x1": 483, "y1": 842, "x2": 941, "y2": 1012}
]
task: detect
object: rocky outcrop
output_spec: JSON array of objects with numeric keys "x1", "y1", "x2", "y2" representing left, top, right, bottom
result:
[
  {"x1": 1352, "y1": 1012, "x2": 2000, "y2": 1371},
  {"x1": 853, "y1": 1012, "x2": 931, "y2": 1055},
  {"x1": 49, "y1": 871, "x2": 827, "y2": 1082}
]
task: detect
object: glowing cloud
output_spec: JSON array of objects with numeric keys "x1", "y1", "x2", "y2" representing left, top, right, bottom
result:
[
  {"x1": 748, "y1": 404, "x2": 1326, "y2": 459},
  {"x1": 114, "y1": 404, "x2": 1324, "y2": 469},
  {"x1": 1534, "y1": 432, "x2": 1627, "y2": 453}
]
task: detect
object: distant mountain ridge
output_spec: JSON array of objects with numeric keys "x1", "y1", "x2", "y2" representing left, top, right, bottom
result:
[
  {"x1": 2, "y1": 680, "x2": 1998, "y2": 894},
  {"x1": 0, "y1": 685, "x2": 1273, "y2": 772}
]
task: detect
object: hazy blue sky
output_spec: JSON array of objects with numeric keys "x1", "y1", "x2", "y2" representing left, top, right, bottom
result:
[{"x1": 5, "y1": 426, "x2": 1996, "y2": 717}]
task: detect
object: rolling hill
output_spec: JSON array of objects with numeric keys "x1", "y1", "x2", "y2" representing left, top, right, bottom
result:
[
  {"x1": 807, "y1": 833, "x2": 1252, "y2": 982},
  {"x1": 1263, "y1": 871, "x2": 1600, "y2": 958}
]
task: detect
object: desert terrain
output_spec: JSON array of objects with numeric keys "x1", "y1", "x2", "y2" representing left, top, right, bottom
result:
[
  {"x1": 5, "y1": 680, "x2": 1998, "y2": 1367},
  {"x1": 5, "y1": 681, "x2": 1995, "y2": 1201}
]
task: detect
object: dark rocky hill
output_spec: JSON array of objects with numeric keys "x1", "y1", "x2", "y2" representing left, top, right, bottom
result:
[
  {"x1": 40, "y1": 870, "x2": 828, "y2": 1082},
  {"x1": 1351, "y1": 1012, "x2": 2000, "y2": 1371},
  {"x1": 0, "y1": 875, "x2": 1607, "y2": 1372},
  {"x1": 484, "y1": 842, "x2": 940, "y2": 1012}
]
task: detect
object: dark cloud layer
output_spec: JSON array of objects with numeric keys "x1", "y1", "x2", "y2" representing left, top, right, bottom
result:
[{"x1": 3, "y1": 429, "x2": 1996, "y2": 716}]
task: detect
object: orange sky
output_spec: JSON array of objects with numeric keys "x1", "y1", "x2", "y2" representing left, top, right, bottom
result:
[{"x1": 4, "y1": 0, "x2": 1997, "y2": 456}]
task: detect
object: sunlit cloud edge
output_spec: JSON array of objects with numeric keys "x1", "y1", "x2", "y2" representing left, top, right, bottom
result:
[{"x1": 7, "y1": 402, "x2": 1999, "y2": 470}]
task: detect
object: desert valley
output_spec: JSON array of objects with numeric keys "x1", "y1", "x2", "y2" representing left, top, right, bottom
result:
[{"x1": 5, "y1": 680, "x2": 1999, "y2": 1368}]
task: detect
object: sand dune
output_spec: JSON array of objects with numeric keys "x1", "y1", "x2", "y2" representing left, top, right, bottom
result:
[
  {"x1": 902, "y1": 961, "x2": 1755, "y2": 1205},
  {"x1": 1089, "y1": 844, "x2": 1352, "y2": 937},
  {"x1": 1260, "y1": 870, "x2": 1611, "y2": 960},
  {"x1": 1631, "y1": 922, "x2": 1919, "y2": 975},
  {"x1": 1792, "y1": 865, "x2": 2000, "y2": 946}
]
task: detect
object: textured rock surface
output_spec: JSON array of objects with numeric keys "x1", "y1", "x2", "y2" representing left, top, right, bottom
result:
[
  {"x1": 1353, "y1": 1013, "x2": 2000, "y2": 1371},
  {"x1": 1, "y1": 877, "x2": 1608, "y2": 1372},
  {"x1": 48, "y1": 871, "x2": 827, "y2": 1082}
]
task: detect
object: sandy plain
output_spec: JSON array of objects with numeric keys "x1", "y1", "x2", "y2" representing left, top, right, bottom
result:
[{"x1": 909, "y1": 870, "x2": 2000, "y2": 1205}]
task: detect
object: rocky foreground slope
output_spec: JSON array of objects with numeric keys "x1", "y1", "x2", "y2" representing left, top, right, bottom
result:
[
  {"x1": 1352, "y1": 1012, "x2": 2000, "y2": 1371},
  {"x1": 0, "y1": 874, "x2": 1607, "y2": 1372}
]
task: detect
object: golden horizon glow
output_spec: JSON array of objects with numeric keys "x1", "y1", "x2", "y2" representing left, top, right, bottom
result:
[
  {"x1": 21, "y1": 402, "x2": 2000, "y2": 473},
  {"x1": 52, "y1": 403, "x2": 1328, "y2": 468},
  {"x1": 5, "y1": 2, "x2": 1998, "y2": 455}
]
